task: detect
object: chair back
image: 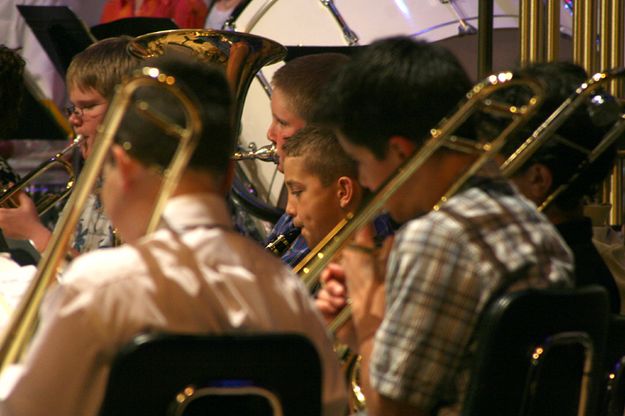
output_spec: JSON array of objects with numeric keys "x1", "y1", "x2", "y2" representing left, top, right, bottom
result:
[
  {"x1": 462, "y1": 285, "x2": 610, "y2": 416},
  {"x1": 98, "y1": 332, "x2": 322, "y2": 416}
]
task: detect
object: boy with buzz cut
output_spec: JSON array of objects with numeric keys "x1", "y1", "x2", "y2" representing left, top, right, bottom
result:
[
  {"x1": 263, "y1": 52, "x2": 351, "y2": 266},
  {"x1": 283, "y1": 124, "x2": 394, "y2": 252}
]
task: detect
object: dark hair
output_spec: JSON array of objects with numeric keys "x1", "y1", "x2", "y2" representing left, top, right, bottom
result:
[
  {"x1": 282, "y1": 124, "x2": 357, "y2": 186},
  {"x1": 272, "y1": 52, "x2": 350, "y2": 122},
  {"x1": 115, "y1": 52, "x2": 234, "y2": 176},
  {"x1": 66, "y1": 36, "x2": 142, "y2": 100},
  {"x1": 313, "y1": 36, "x2": 473, "y2": 159},
  {"x1": 493, "y1": 62, "x2": 620, "y2": 210},
  {"x1": 0, "y1": 45, "x2": 25, "y2": 138}
]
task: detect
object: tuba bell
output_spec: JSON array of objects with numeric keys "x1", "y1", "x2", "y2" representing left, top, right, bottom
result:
[{"x1": 128, "y1": 29, "x2": 287, "y2": 137}]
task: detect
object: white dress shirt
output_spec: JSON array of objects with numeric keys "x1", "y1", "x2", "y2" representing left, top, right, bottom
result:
[{"x1": 0, "y1": 193, "x2": 347, "y2": 415}]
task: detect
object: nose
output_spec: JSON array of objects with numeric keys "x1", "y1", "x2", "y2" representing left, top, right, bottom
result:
[
  {"x1": 267, "y1": 121, "x2": 277, "y2": 144},
  {"x1": 285, "y1": 193, "x2": 297, "y2": 219},
  {"x1": 68, "y1": 112, "x2": 82, "y2": 127}
]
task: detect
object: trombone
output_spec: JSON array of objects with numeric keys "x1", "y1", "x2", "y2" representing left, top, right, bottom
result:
[
  {"x1": 500, "y1": 67, "x2": 625, "y2": 212},
  {"x1": 327, "y1": 68, "x2": 625, "y2": 335},
  {"x1": 293, "y1": 72, "x2": 544, "y2": 291},
  {"x1": 0, "y1": 66, "x2": 203, "y2": 372},
  {"x1": 291, "y1": 71, "x2": 544, "y2": 414},
  {"x1": 0, "y1": 135, "x2": 84, "y2": 216}
]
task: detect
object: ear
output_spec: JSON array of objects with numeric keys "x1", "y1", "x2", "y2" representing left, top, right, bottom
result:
[
  {"x1": 387, "y1": 136, "x2": 416, "y2": 162},
  {"x1": 110, "y1": 144, "x2": 140, "y2": 191},
  {"x1": 336, "y1": 176, "x2": 356, "y2": 209},
  {"x1": 524, "y1": 163, "x2": 554, "y2": 202}
]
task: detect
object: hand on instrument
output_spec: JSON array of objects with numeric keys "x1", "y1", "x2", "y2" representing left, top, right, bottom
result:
[
  {"x1": 316, "y1": 262, "x2": 349, "y2": 320},
  {"x1": 0, "y1": 192, "x2": 51, "y2": 252},
  {"x1": 340, "y1": 224, "x2": 393, "y2": 345}
]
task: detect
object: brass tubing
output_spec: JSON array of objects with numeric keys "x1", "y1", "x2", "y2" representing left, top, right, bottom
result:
[
  {"x1": 294, "y1": 73, "x2": 545, "y2": 289},
  {"x1": 520, "y1": 0, "x2": 532, "y2": 65},
  {"x1": 0, "y1": 71, "x2": 203, "y2": 372},
  {"x1": 600, "y1": 0, "x2": 611, "y2": 71},
  {"x1": 529, "y1": 0, "x2": 543, "y2": 63},
  {"x1": 610, "y1": 0, "x2": 624, "y2": 97},
  {"x1": 573, "y1": 0, "x2": 585, "y2": 65},
  {"x1": 546, "y1": 0, "x2": 561, "y2": 61},
  {"x1": 582, "y1": 0, "x2": 597, "y2": 74}
]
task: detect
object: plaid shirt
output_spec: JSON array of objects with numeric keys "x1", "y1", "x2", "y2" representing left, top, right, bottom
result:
[{"x1": 370, "y1": 169, "x2": 574, "y2": 414}]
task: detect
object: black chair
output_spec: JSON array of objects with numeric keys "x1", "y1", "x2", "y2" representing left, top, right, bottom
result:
[
  {"x1": 98, "y1": 332, "x2": 322, "y2": 416},
  {"x1": 462, "y1": 285, "x2": 610, "y2": 416},
  {"x1": 600, "y1": 314, "x2": 625, "y2": 416}
]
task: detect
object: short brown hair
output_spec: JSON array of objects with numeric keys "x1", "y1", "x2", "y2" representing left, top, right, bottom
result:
[
  {"x1": 115, "y1": 54, "x2": 234, "y2": 176},
  {"x1": 271, "y1": 53, "x2": 349, "y2": 122},
  {"x1": 282, "y1": 124, "x2": 357, "y2": 186},
  {"x1": 66, "y1": 36, "x2": 142, "y2": 100}
]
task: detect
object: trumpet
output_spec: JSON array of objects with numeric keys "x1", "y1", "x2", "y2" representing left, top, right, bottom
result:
[
  {"x1": 0, "y1": 67, "x2": 203, "y2": 372},
  {"x1": 0, "y1": 135, "x2": 84, "y2": 216},
  {"x1": 233, "y1": 143, "x2": 278, "y2": 163}
]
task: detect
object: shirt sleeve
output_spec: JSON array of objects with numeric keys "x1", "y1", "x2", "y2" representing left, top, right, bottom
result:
[{"x1": 0, "y1": 281, "x2": 112, "y2": 416}]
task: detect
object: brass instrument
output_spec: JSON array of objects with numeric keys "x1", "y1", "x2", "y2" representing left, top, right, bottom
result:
[
  {"x1": 233, "y1": 143, "x2": 278, "y2": 163},
  {"x1": 0, "y1": 67, "x2": 203, "y2": 371},
  {"x1": 499, "y1": 68, "x2": 625, "y2": 212},
  {"x1": 128, "y1": 29, "x2": 287, "y2": 135},
  {"x1": 293, "y1": 72, "x2": 544, "y2": 290},
  {"x1": 289, "y1": 72, "x2": 544, "y2": 413},
  {"x1": 0, "y1": 135, "x2": 84, "y2": 216},
  {"x1": 0, "y1": 30, "x2": 287, "y2": 373}
]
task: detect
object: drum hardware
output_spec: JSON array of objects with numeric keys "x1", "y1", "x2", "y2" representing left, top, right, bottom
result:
[
  {"x1": 232, "y1": 143, "x2": 278, "y2": 163},
  {"x1": 0, "y1": 29, "x2": 287, "y2": 374},
  {"x1": 0, "y1": 134, "x2": 84, "y2": 217},
  {"x1": 320, "y1": 0, "x2": 359, "y2": 45},
  {"x1": 440, "y1": 0, "x2": 478, "y2": 36},
  {"x1": 255, "y1": 70, "x2": 272, "y2": 98}
]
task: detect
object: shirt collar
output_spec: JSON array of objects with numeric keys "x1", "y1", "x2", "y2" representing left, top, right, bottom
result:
[{"x1": 162, "y1": 193, "x2": 233, "y2": 233}]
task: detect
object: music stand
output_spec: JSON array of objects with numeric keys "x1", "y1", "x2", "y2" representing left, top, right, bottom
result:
[
  {"x1": 90, "y1": 17, "x2": 179, "y2": 40},
  {"x1": 17, "y1": 5, "x2": 95, "y2": 78}
]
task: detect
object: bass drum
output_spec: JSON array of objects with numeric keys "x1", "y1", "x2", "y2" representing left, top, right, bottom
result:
[{"x1": 231, "y1": 0, "x2": 573, "y2": 207}]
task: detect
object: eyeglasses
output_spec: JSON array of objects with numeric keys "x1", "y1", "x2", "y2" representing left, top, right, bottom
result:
[{"x1": 64, "y1": 102, "x2": 106, "y2": 118}]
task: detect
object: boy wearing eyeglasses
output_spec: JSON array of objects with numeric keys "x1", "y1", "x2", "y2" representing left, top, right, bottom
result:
[{"x1": 0, "y1": 36, "x2": 141, "y2": 255}]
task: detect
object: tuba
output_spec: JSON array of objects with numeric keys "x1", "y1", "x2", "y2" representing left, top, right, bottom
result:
[
  {"x1": 128, "y1": 30, "x2": 288, "y2": 227},
  {"x1": 0, "y1": 30, "x2": 287, "y2": 372}
]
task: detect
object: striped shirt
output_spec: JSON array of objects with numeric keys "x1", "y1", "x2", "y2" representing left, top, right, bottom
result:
[{"x1": 370, "y1": 170, "x2": 574, "y2": 414}]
